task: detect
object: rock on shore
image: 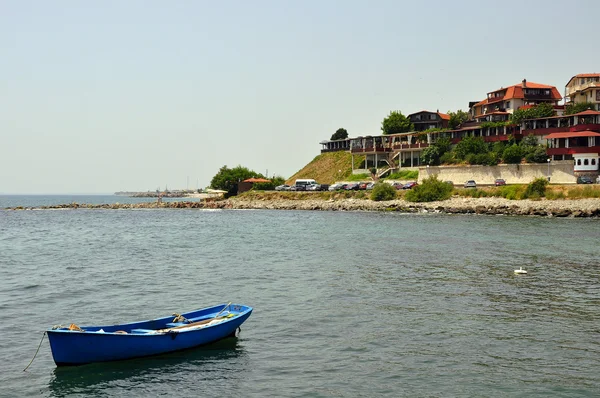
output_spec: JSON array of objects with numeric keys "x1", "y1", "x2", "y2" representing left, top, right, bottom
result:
[{"x1": 6, "y1": 197, "x2": 600, "y2": 217}]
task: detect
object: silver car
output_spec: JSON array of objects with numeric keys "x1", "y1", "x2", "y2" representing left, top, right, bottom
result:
[{"x1": 464, "y1": 180, "x2": 477, "y2": 188}]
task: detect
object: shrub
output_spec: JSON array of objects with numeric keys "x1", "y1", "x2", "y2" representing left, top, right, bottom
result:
[
  {"x1": 439, "y1": 151, "x2": 458, "y2": 164},
  {"x1": 466, "y1": 152, "x2": 498, "y2": 166},
  {"x1": 502, "y1": 144, "x2": 522, "y2": 164},
  {"x1": 545, "y1": 190, "x2": 565, "y2": 200},
  {"x1": 370, "y1": 183, "x2": 397, "y2": 201},
  {"x1": 252, "y1": 182, "x2": 275, "y2": 190},
  {"x1": 523, "y1": 145, "x2": 548, "y2": 163},
  {"x1": 565, "y1": 186, "x2": 600, "y2": 199},
  {"x1": 523, "y1": 177, "x2": 548, "y2": 199},
  {"x1": 404, "y1": 176, "x2": 453, "y2": 202},
  {"x1": 498, "y1": 185, "x2": 524, "y2": 200}
]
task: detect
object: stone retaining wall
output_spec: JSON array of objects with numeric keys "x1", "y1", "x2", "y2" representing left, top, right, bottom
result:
[{"x1": 419, "y1": 161, "x2": 575, "y2": 185}]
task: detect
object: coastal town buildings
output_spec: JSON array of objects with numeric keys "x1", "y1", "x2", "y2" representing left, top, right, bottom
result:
[
  {"x1": 564, "y1": 73, "x2": 600, "y2": 110},
  {"x1": 319, "y1": 75, "x2": 600, "y2": 178},
  {"x1": 408, "y1": 110, "x2": 450, "y2": 131},
  {"x1": 470, "y1": 79, "x2": 563, "y2": 122}
]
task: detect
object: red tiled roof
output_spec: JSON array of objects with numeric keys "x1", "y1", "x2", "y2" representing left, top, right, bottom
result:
[
  {"x1": 438, "y1": 112, "x2": 450, "y2": 120},
  {"x1": 243, "y1": 178, "x2": 271, "y2": 183},
  {"x1": 573, "y1": 110, "x2": 600, "y2": 116},
  {"x1": 544, "y1": 131, "x2": 600, "y2": 139},
  {"x1": 486, "y1": 81, "x2": 562, "y2": 101}
]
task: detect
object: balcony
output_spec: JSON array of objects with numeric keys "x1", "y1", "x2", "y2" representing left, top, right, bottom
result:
[
  {"x1": 547, "y1": 145, "x2": 600, "y2": 156},
  {"x1": 350, "y1": 146, "x2": 391, "y2": 154},
  {"x1": 521, "y1": 123, "x2": 600, "y2": 137},
  {"x1": 566, "y1": 82, "x2": 600, "y2": 97},
  {"x1": 391, "y1": 143, "x2": 429, "y2": 150}
]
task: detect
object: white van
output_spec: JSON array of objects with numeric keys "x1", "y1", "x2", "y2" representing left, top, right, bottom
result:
[{"x1": 294, "y1": 179, "x2": 317, "y2": 191}]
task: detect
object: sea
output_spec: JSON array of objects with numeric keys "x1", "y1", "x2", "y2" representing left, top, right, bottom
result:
[{"x1": 1, "y1": 195, "x2": 599, "y2": 397}]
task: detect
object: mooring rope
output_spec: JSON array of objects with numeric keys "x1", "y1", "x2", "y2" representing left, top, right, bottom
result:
[{"x1": 23, "y1": 331, "x2": 46, "y2": 372}]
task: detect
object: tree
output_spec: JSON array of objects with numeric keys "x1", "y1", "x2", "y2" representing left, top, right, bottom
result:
[
  {"x1": 520, "y1": 133, "x2": 540, "y2": 148},
  {"x1": 420, "y1": 145, "x2": 441, "y2": 166},
  {"x1": 509, "y1": 103, "x2": 555, "y2": 124},
  {"x1": 502, "y1": 144, "x2": 522, "y2": 164},
  {"x1": 565, "y1": 102, "x2": 596, "y2": 115},
  {"x1": 330, "y1": 128, "x2": 348, "y2": 141},
  {"x1": 454, "y1": 136, "x2": 488, "y2": 160},
  {"x1": 447, "y1": 110, "x2": 469, "y2": 129},
  {"x1": 420, "y1": 137, "x2": 452, "y2": 166},
  {"x1": 381, "y1": 111, "x2": 413, "y2": 135},
  {"x1": 210, "y1": 165, "x2": 264, "y2": 196}
]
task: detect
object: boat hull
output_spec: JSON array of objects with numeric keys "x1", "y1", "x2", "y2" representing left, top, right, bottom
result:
[{"x1": 47, "y1": 303, "x2": 252, "y2": 366}]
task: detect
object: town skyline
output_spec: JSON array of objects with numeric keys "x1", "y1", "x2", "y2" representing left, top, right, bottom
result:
[{"x1": 2, "y1": 1, "x2": 600, "y2": 194}]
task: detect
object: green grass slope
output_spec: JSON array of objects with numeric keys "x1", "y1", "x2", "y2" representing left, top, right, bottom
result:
[{"x1": 286, "y1": 152, "x2": 366, "y2": 185}]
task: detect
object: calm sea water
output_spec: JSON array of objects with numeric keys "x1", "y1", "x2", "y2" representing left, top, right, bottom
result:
[{"x1": 1, "y1": 197, "x2": 599, "y2": 397}]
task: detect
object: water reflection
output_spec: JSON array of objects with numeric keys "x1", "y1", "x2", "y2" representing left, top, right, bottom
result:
[{"x1": 48, "y1": 337, "x2": 247, "y2": 397}]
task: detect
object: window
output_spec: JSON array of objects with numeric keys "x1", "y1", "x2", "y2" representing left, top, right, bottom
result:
[
  {"x1": 592, "y1": 159, "x2": 596, "y2": 166},
  {"x1": 577, "y1": 159, "x2": 582, "y2": 165},
  {"x1": 584, "y1": 159, "x2": 589, "y2": 166}
]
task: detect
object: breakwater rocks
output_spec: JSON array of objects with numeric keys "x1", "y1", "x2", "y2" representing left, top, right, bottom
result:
[
  {"x1": 5, "y1": 197, "x2": 600, "y2": 217},
  {"x1": 222, "y1": 197, "x2": 600, "y2": 217}
]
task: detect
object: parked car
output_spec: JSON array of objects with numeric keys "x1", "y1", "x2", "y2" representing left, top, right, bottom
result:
[
  {"x1": 402, "y1": 181, "x2": 418, "y2": 190},
  {"x1": 306, "y1": 183, "x2": 321, "y2": 191},
  {"x1": 345, "y1": 183, "x2": 360, "y2": 190},
  {"x1": 464, "y1": 180, "x2": 477, "y2": 188},
  {"x1": 366, "y1": 182, "x2": 375, "y2": 190},
  {"x1": 275, "y1": 184, "x2": 290, "y2": 191},
  {"x1": 358, "y1": 182, "x2": 370, "y2": 190},
  {"x1": 494, "y1": 179, "x2": 506, "y2": 186},
  {"x1": 328, "y1": 183, "x2": 346, "y2": 191},
  {"x1": 577, "y1": 175, "x2": 594, "y2": 184},
  {"x1": 392, "y1": 182, "x2": 404, "y2": 190}
]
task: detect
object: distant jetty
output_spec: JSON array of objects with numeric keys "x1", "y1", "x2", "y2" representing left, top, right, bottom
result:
[
  {"x1": 5, "y1": 196, "x2": 600, "y2": 218},
  {"x1": 114, "y1": 191, "x2": 188, "y2": 198}
]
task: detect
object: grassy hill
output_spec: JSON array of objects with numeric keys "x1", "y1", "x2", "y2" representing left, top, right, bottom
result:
[{"x1": 286, "y1": 152, "x2": 366, "y2": 185}]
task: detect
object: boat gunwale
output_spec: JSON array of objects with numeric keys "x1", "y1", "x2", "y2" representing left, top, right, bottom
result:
[{"x1": 47, "y1": 303, "x2": 252, "y2": 336}]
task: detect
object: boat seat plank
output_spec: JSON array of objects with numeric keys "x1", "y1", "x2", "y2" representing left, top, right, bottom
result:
[{"x1": 165, "y1": 322, "x2": 187, "y2": 328}]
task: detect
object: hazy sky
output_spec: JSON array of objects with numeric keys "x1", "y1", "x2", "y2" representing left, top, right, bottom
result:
[{"x1": 2, "y1": 1, "x2": 600, "y2": 194}]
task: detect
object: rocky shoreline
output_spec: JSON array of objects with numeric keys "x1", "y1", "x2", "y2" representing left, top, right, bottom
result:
[{"x1": 5, "y1": 197, "x2": 600, "y2": 217}]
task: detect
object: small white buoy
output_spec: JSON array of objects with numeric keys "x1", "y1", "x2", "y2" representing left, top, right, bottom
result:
[{"x1": 514, "y1": 267, "x2": 527, "y2": 275}]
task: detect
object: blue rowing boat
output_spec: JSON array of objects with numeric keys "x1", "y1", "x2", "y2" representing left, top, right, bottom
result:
[{"x1": 47, "y1": 303, "x2": 252, "y2": 366}]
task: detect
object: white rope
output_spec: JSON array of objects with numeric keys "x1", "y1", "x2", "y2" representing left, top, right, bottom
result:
[{"x1": 23, "y1": 331, "x2": 46, "y2": 371}]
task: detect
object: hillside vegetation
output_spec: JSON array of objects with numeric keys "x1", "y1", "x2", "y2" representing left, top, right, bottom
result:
[{"x1": 286, "y1": 152, "x2": 365, "y2": 185}]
